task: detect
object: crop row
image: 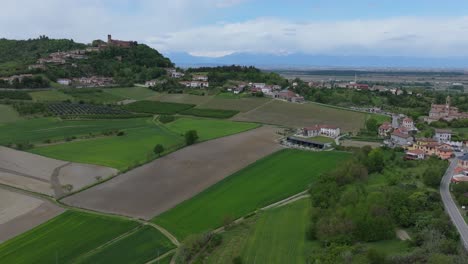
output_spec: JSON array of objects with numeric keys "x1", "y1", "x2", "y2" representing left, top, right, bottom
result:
[{"x1": 48, "y1": 103, "x2": 129, "y2": 116}]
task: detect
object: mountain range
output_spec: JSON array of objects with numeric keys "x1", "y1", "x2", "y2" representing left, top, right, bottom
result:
[{"x1": 166, "y1": 52, "x2": 468, "y2": 70}]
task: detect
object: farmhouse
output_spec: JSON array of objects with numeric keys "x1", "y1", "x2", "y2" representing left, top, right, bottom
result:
[
  {"x1": 401, "y1": 117, "x2": 416, "y2": 131},
  {"x1": 167, "y1": 68, "x2": 184, "y2": 78},
  {"x1": 276, "y1": 90, "x2": 305, "y2": 103},
  {"x1": 252, "y1": 83, "x2": 266, "y2": 89},
  {"x1": 389, "y1": 128, "x2": 413, "y2": 147},
  {"x1": 179, "y1": 81, "x2": 209, "y2": 88},
  {"x1": 302, "y1": 125, "x2": 340, "y2": 138},
  {"x1": 107, "y1": 34, "x2": 137, "y2": 48},
  {"x1": 378, "y1": 122, "x2": 392, "y2": 137}
]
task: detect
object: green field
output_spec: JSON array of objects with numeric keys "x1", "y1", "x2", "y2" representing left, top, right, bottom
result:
[
  {"x1": 181, "y1": 108, "x2": 239, "y2": 119},
  {"x1": 308, "y1": 136, "x2": 335, "y2": 143},
  {"x1": 233, "y1": 100, "x2": 386, "y2": 132},
  {"x1": 0, "y1": 211, "x2": 139, "y2": 264},
  {"x1": 29, "y1": 90, "x2": 73, "y2": 102},
  {"x1": 77, "y1": 226, "x2": 175, "y2": 264},
  {"x1": 31, "y1": 124, "x2": 183, "y2": 171},
  {"x1": 207, "y1": 199, "x2": 313, "y2": 264},
  {"x1": 154, "y1": 150, "x2": 351, "y2": 239},
  {"x1": 123, "y1": 101, "x2": 195, "y2": 114},
  {"x1": 198, "y1": 96, "x2": 271, "y2": 112},
  {"x1": 103, "y1": 87, "x2": 157, "y2": 100},
  {"x1": 149, "y1": 93, "x2": 214, "y2": 105},
  {"x1": 0, "y1": 105, "x2": 22, "y2": 123},
  {"x1": 164, "y1": 117, "x2": 259, "y2": 141},
  {"x1": 62, "y1": 89, "x2": 125, "y2": 103},
  {"x1": 0, "y1": 118, "x2": 150, "y2": 145}
]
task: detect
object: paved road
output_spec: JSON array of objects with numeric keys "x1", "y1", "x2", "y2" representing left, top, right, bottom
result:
[{"x1": 440, "y1": 159, "x2": 468, "y2": 251}]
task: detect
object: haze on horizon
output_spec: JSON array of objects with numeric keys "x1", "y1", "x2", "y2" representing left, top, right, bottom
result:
[{"x1": 2, "y1": 0, "x2": 468, "y2": 59}]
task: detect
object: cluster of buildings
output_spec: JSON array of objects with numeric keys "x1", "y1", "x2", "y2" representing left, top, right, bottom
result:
[
  {"x1": 307, "y1": 80, "x2": 407, "y2": 95},
  {"x1": 57, "y1": 76, "x2": 115, "y2": 88},
  {"x1": 284, "y1": 124, "x2": 340, "y2": 150},
  {"x1": 403, "y1": 129, "x2": 463, "y2": 160},
  {"x1": 248, "y1": 83, "x2": 304, "y2": 103},
  {"x1": 167, "y1": 68, "x2": 184, "y2": 78},
  {"x1": 0, "y1": 74, "x2": 34, "y2": 84},
  {"x1": 380, "y1": 116, "x2": 417, "y2": 146},
  {"x1": 424, "y1": 96, "x2": 468, "y2": 123},
  {"x1": 452, "y1": 154, "x2": 468, "y2": 183},
  {"x1": 179, "y1": 74, "x2": 209, "y2": 88},
  {"x1": 35, "y1": 49, "x2": 89, "y2": 67}
]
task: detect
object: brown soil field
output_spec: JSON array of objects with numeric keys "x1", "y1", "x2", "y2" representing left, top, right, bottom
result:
[
  {"x1": 0, "y1": 147, "x2": 118, "y2": 197},
  {"x1": 233, "y1": 100, "x2": 368, "y2": 132},
  {"x1": 62, "y1": 126, "x2": 282, "y2": 219},
  {"x1": 0, "y1": 188, "x2": 64, "y2": 242},
  {"x1": 196, "y1": 97, "x2": 271, "y2": 112}
]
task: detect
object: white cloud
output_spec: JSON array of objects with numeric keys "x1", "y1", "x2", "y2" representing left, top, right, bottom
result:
[
  {"x1": 149, "y1": 16, "x2": 468, "y2": 57},
  {"x1": 1, "y1": 1, "x2": 467, "y2": 57}
]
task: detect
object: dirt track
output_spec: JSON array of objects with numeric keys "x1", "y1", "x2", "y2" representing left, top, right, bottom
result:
[
  {"x1": 0, "y1": 147, "x2": 117, "y2": 197},
  {"x1": 63, "y1": 126, "x2": 282, "y2": 220},
  {"x1": 0, "y1": 188, "x2": 64, "y2": 242}
]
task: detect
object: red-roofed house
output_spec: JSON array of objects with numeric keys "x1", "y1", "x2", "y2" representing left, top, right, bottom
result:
[
  {"x1": 405, "y1": 149, "x2": 425, "y2": 160},
  {"x1": 402, "y1": 117, "x2": 416, "y2": 131},
  {"x1": 378, "y1": 122, "x2": 393, "y2": 137}
]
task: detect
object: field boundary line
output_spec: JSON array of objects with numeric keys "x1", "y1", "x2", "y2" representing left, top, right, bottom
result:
[
  {"x1": 0, "y1": 183, "x2": 181, "y2": 250},
  {"x1": 234, "y1": 98, "x2": 275, "y2": 117},
  {"x1": 145, "y1": 249, "x2": 176, "y2": 264},
  {"x1": 72, "y1": 225, "x2": 143, "y2": 262}
]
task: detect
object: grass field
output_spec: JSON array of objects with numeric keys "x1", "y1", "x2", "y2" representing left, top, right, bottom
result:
[
  {"x1": 164, "y1": 117, "x2": 259, "y2": 141},
  {"x1": 31, "y1": 124, "x2": 184, "y2": 171},
  {"x1": 181, "y1": 108, "x2": 239, "y2": 119},
  {"x1": 29, "y1": 90, "x2": 74, "y2": 102},
  {"x1": 0, "y1": 118, "x2": 150, "y2": 145},
  {"x1": 123, "y1": 101, "x2": 195, "y2": 114},
  {"x1": 62, "y1": 89, "x2": 125, "y2": 103},
  {"x1": 0, "y1": 211, "x2": 139, "y2": 264},
  {"x1": 0, "y1": 105, "x2": 22, "y2": 123},
  {"x1": 233, "y1": 100, "x2": 380, "y2": 132},
  {"x1": 149, "y1": 93, "x2": 213, "y2": 105},
  {"x1": 103, "y1": 87, "x2": 157, "y2": 100},
  {"x1": 207, "y1": 198, "x2": 313, "y2": 264},
  {"x1": 153, "y1": 150, "x2": 351, "y2": 239},
  {"x1": 77, "y1": 226, "x2": 175, "y2": 264},
  {"x1": 197, "y1": 96, "x2": 271, "y2": 112},
  {"x1": 308, "y1": 136, "x2": 335, "y2": 143}
]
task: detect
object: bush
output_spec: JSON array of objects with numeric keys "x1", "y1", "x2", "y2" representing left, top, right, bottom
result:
[
  {"x1": 185, "y1": 130, "x2": 199, "y2": 145},
  {"x1": 153, "y1": 144, "x2": 164, "y2": 156},
  {"x1": 159, "y1": 114, "x2": 175, "y2": 124}
]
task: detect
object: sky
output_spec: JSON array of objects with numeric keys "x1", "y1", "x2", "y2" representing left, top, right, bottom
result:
[{"x1": 2, "y1": 0, "x2": 468, "y2": 57}]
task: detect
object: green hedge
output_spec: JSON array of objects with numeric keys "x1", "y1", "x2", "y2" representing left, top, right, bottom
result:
[{"x1": 181, "y1": 108, "x2": 239, "y2": 119}]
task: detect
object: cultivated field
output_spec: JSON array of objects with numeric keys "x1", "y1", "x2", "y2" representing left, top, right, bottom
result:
[
  {"x1": 0, "y1": 105, "x2": 22, "y2": 123},
  {"x1": 233, "y1": 100, "x2": 372, "y2": 132},
  {"x1": 29, "y1": 90, "x2": 73, "y2": 102},
  {"x1": 123, "y1": 101, "x2": 195, "y2": 114},
  {"x1": 0, "y1": 211, "x2": 139, "y2": 263},
  {"x1": 0, "y1": 147, "x2": 117, "y2": 197},
  {"x1": 149, "y1": 93, "x2": 213, "y2": 105},
  {"x1": 164, "y1": 117, "x2": 258, "y2": 141},
  {"x1": 31, "y1": 125, "x2": 183, "y2": 171},
  {"x1": 0, "y1": 117, "x2": 150, "y2": 145},
  {"x1": 181, "y1": 108, "x2": 239, "y2": 118},
  {"x1": 197, "y1": 96, "x2": 272, "y2": 112},
  {"x1": 62, "y1": 89, "x2": 125, "y2": 103},
  {"x1": 206, "y1": 198, "x2": 312, "y2": 264},
  {"x1": 62, "y1": 126, "x2": 282, "y2": 219},
  {"x1": 76, "y1": 225, "x2": 175, "y2": 264},
  {"x1": 103, "y1": 87, "x2": 157, "y2": 100},
  {"x1": 0, "y1": 188, "x2": 64, "y2": 243},
  {"x1": 154, "y1": 150, "x2": 351, "y2": 239}
]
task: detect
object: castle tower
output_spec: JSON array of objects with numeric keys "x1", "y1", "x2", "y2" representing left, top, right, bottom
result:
[
  {"x1": 446, "y1": 95, "x2": 451, "y2": 110},
  {"x1": 107, "y1": 34, "x2": 112, "y2": 43}
]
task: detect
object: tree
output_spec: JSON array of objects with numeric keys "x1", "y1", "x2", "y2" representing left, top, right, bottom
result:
[
  {"x1": 153, "y1": 144, "x2": 164, "y2": 156},
  {"x1": 185, "y1": 130, "x2": 199, "y2": 145},
  {"x1": 366, "y1": 118, "x2": 378, "y2": 133},
  {"x1": 367, "y1": 148, "x2": 385, "y2": 173}
]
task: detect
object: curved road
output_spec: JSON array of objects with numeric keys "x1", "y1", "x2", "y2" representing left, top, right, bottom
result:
[{"x1": 440, "y1": 159, "x2": 468, "y2": 250}]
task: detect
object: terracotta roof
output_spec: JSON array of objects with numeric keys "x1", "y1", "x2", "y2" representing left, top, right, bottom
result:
[{"x1": 407, "y1": 149, "x2": 425, "y2": 155}]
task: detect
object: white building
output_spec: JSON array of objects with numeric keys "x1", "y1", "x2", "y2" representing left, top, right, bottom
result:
[
  {"x1": 57, "y1": 78, "x2": 72, "y2": 86},
  {"x1": 193, "y1": 75, "x2": 208, "y2": 81},
  {"x1": 252, "y1": 83, "x2": 266, "y2": 89},
  {"x1": 434, "y1": 129, "x2": 452, "y2": 143},
  {"x1": 401, "y1": 117, "x2": 416, "y2": 131},
  {"x1": 302, "y1": 125, "x2": 341, "y2": 138}
]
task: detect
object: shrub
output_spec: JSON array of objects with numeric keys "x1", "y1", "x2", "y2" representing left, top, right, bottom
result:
[
  {"x1": 159, "y1": 114, "x2": 175, "y2": 124},
  {"x1": 185, "y1": 130, "x2": 199, "y2": 145}
]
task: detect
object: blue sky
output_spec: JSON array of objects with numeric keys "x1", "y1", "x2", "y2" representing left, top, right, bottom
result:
[{"x1": 2, "y1": 0, "x2": 468, "y2": 57}]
